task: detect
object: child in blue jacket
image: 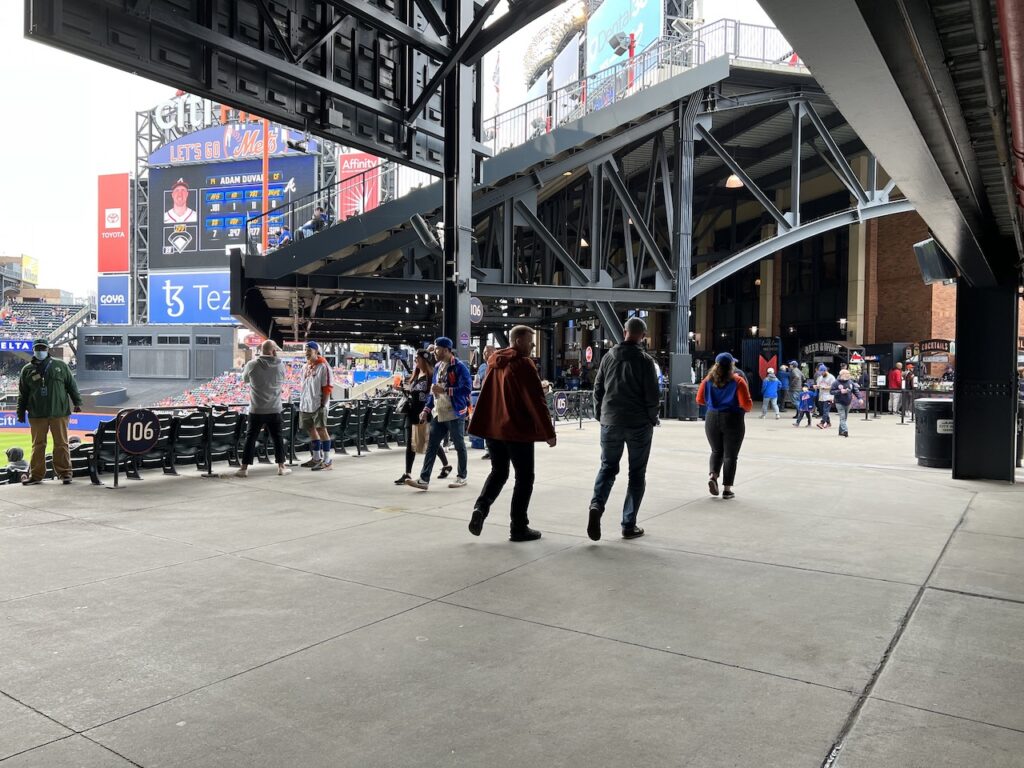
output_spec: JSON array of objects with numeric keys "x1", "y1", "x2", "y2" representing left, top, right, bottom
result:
[{"x1": 793, "y1": 384, "x2": 816, "y2": 427}]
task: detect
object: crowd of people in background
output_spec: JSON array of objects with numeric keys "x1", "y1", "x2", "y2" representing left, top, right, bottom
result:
[
  {"x1": 0, "y1": 302, "x2": 81, "y2": 336},
  {"x1": 152, "y1": 360, "x2": 374, "y2": 409}
]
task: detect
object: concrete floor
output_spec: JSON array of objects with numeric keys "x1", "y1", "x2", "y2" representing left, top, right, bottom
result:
[{"x1": 1, "y1": 411, "x2": 1022, "y2": 767}]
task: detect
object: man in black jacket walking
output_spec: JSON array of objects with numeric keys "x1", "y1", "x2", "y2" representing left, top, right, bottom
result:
[{"x1": 587, "y1": 317, "x2": 661, "y2": 541}]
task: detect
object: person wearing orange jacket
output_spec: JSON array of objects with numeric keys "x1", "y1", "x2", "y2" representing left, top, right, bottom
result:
[
  {"x1": 696, "y1": 352, "x2": 753, "y2": 500},
  {"x1": 467, "y1": 325, "x2": 556, "y2": 542}
]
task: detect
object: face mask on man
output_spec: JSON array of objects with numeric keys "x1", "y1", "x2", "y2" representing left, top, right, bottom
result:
[{"x1": 34, "y1": 350, "x2": 48, "y2": 361}]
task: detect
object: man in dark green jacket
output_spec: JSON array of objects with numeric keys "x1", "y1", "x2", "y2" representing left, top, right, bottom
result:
[{"x1": 17, "y1": 339, "x2": 83, "y2": 485}]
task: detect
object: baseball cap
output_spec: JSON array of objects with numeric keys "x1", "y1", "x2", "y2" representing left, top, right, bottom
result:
[
  {"x1": 767, "y1": 367, "x2": 775, "y2": 374},
  {"x1": 172, "y1": 178, "x2": 188, "y2": 190},
  {"x1": 32, "y1": 338, "x2": 48, "y2": 349},
  {"x1": 305, "y1": 340, "x2": 320, "y2": 351},
  {"x1": 714, "y1": 352, "x2": 736, "y2": 365},
  {"x1": 818, "y1": 364, "x2": 828, "y2": 372},
  {"x1": 434, "y1": 336, "x2": 454, "y2": 350}
]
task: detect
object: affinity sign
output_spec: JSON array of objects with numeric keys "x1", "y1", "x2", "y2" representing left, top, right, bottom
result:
[{"x1": 148, "y1": 271, "x2": 234, "y2": 325}]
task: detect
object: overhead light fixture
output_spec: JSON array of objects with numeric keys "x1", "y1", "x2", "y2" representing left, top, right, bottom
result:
[
  {"x1": 754, "y1": 277, "x2": 762, "y2": 287},
  {"x1": 580, "y1": 238, "x2": 589, "y2": 247},
  {"x1": 725, "y1": 174, "x2": 744, "y2": 189},
  {"x1": 562, "y1": 171, "x2": 573, "y2": 177},
  {"x1": 750, "y1": 325, "x2": 759, "y2": 336},
  {"x1": 838, "y1": 317, "x2": 848, "y2": 329}
]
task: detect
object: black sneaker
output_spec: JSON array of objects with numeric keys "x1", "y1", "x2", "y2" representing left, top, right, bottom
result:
[
  {"x1": 61, "y1": 476, "x2": 73, "y2": 485},
  {"x1": 722, "y1": 489, "x2": 735, "y2": 500},
  {"x1": 468, "y1": 507, "x2": 487, "y2": 536},
  {"x1": 587, "y1": 505, "x2": 602, "y2": 541},
  {"x1": 394, "y1": 473, "x2": 411, "y2": 485},
  {"x1": 509, "y1": 527, "x2": 542, "y2": 542},
  {"x1": 22, "y1": 477, "x2": 43, "y2": 486},
  {"x1": 622, "y1": 526, "x2": 645, "y2": 539},
  {"x1": 438, "y1": 465, "x2": 453, "y2": 480},
  {"x1": 708, "y1": 476, "x2": 719, "y2": 496},
  {"x1": 300, "y1": 458, "x2": 318, "y2": 468}
]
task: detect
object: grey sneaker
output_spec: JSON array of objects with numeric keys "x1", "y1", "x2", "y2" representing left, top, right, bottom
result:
[
  {"x1": 448, "y1": 477, "x2": 468, "y2": 488},
  {"x1": 405, "y1": 477, "x2": 429, "y2": 491},
  {"x1": 311, "y1": 461, "x2": 333, "y2": 471},
  {"x1": 233, "y1": 468, "x2": 248, "y2": 478}
]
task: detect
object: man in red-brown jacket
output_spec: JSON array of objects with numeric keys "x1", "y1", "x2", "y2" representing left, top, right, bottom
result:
[{"x1": 468, "y1": 325, "x2": 557, "y2": 542}]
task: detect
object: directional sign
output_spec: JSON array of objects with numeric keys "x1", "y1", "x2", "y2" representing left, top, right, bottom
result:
[
  {"x1": 459, "y1": 331, "x2": 470, "y2": 347},
  {"x1": 469, "y1": 297, "x2": 484, "y2": 324},
  {"x1": 116, "y1": 409, "x2": 161, "y2": 455}
]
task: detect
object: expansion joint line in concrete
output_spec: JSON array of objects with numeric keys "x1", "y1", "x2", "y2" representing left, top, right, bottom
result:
[{"x1": 817, "y1": 493, "x2": 975, "y2": 768}]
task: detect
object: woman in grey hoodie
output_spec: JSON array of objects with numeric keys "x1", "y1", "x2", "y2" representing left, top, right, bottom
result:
[{"x1": 235, "y1": 340, "x2": 291, "y2": 477}]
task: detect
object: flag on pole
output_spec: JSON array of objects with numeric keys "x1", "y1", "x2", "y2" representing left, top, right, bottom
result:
[{"x1": 492, "y1": 50, "x2": 501, "y2": 113}]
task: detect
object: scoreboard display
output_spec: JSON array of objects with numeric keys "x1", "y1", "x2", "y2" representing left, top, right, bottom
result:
[{"x1": 149, "y1": 154, "x2": 316, "y2": 270}]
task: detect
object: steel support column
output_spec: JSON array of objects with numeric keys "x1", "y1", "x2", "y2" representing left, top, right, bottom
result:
[
  {"x1": 441, "y1": 0, "x2": 474, "y2": 353},
  {"x1": 952, "y1": 282, "x2": 1019, "y2": 481},
  {"x1": 669, "y1": 96, "x2": 700, "y2": 414}
]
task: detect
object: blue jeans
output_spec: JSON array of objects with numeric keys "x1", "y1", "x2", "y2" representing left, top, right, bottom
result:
[
  {"x1": 836, "y1": 402, "x2": 850, "y2": 433},
  {"x1": 819, "y1": 399, "x2": 832, "y2": 425},
  {"x1": 419, "y1": 418, "x2": 467, "y2": 483},
  {"x1": 761, "y1": 397, "x2": 778, "y2": 416},
  {"x1": 590, "y1": 424, "x2": 654, "y2": 529}
]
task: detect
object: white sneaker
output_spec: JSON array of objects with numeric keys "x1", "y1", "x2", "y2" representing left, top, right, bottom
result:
[
  {"x1": 234, "y1": 469, "x2": 248, "y2": 478},
  {"x1": 278, "y1": 466, "x2": 292, "y2": 476},
  {"x1": 405, "y1": 477, "x2": 429, "y2": 490},
  {"x1": 448, "y1": 477, "x2": 468, "y2": 488}
]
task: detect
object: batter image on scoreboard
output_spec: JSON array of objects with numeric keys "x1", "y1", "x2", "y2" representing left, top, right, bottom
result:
[
  {"x1": 159, "y1": 171, "x2": 299, "y2": 258},
  {"x1": 163, "y1": 178, "x2": 198, "y2": 223}
]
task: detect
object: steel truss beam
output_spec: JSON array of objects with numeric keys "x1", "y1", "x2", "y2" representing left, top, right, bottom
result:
[
  {"x1": 324, "y1": 0, "x2": 449, "y2": 58},
  {"x1": 602, "y1": 161, "x2": 674, "y2": 282},
  {"x1": 695, "y1": 123, "x2": 791, "y2": 232},
  {"x1": 689, "y1": 200, "x2": 914, "y2": 297}
]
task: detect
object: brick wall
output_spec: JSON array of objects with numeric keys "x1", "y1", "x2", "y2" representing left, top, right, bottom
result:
[
  {"x1": 868, "y1": 211, "x2": 1024, "y2": 344},
  {"x1": 869, "y1": 212, "x2": 933, "y2": 343}
]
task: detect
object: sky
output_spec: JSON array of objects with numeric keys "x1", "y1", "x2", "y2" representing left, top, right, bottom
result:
[{"x1": 0, "y1": 1, "x2": 773, "y2": 298}]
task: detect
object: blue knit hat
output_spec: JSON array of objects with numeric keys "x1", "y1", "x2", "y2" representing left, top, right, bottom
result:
[
  {"x1": 715, "y1": 352, "x2": 736, "y2": 364},
  {"x1": 434, "y1": 336, "x2": 454, "y2": 350}
]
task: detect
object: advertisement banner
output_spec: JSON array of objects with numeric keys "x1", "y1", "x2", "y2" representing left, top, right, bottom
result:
[
  {"x1": 148, "y1": 271, "x2": 234, "y2": 325},
  {"x1": 0, "y1": 412, "x2": 111, "y2": 432},
  {"x1": 586, "y1": 0, "x2": 663, "y2": 76},
  {"x1": 0, "y1": 340, "x2": 33, "y2": 352},
  {"x1": 20, "y1": 256, "x2": 40, "y2": 286},
  {"x1": 148, "y1": 154, "x2": 317, "y2": 271},
  {"x1": 97, "y1": 274, "x2": 131, "y2": 325},
  {"x1": 97, "y1": 173, "x2": 131, "y2": 273},
  {"x1": 337, "y1": 151, "x2": 380, "y2": 219}
]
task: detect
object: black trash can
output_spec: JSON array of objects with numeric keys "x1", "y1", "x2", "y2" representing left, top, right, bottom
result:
[
  {"x1": 676, "y1": 383, "x2": 699, "y2": 421},
  {"x1": 915, "y1": 398, "x2": 953, "y2": 468}
]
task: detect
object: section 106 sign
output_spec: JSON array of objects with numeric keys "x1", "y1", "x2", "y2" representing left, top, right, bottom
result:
[
  {"x1": 116, "y1": 409, "x2": 161, "y2": 455},
  {"x1": 469, "y1": 297, "x2": 484, "y2": 324}
]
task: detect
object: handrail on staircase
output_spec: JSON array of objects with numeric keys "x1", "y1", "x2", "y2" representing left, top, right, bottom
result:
[{"x1": 244, "y1": 20, "x2": 798, "y2": 260}]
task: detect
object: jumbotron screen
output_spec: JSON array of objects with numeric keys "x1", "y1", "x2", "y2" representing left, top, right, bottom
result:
[{"x1": 149, "y1": 154, "x2": 316, "y2": 270}]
